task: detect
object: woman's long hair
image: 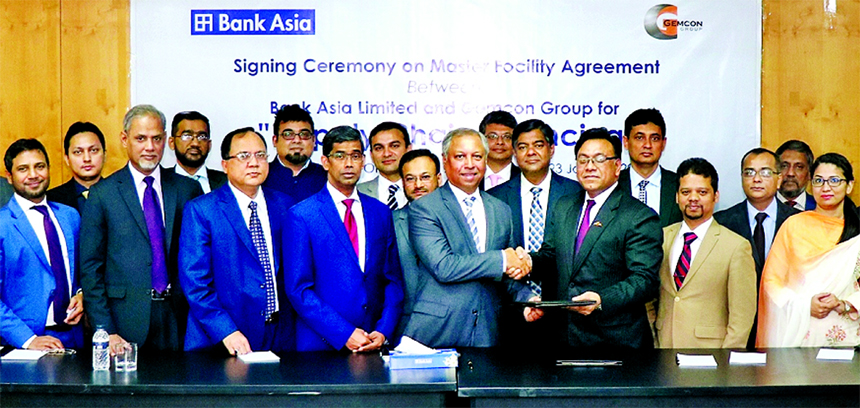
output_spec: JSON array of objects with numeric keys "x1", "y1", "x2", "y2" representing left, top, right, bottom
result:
[{"x1": 811, "y1": 152, "x2": 859, "y2": 243}]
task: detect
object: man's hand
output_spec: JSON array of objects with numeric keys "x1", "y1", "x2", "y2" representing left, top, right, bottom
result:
[
  {"x1": 64, "y1": 292, "x2": 84, "y2": 325},
  {"x1": 357, "y1": 331, "x2": 386, "y2": 352},
  {"x1": 345, "y1": 328, "x2": 372, "y2": 352},
  {"x1": 566, "y1": 291, "x2": 601, "y2": 316},
  {"x1": 27, "y1": 335, "x2": 63, "y2": 350},
  {"x1": 108, "y1": 334, "x2": 127, "y2": 356},
  {"x1": 523, "y1": 295, "x2": 544, "y2": 322},
  {"x1": 811, "y1": 293, "x2": 839, "y2": 319},
  {"x1": 504, "y1": 247, "x2": 531, "y2": 280},
  {"x1": 223, "y1": 331, "x2": 252, "y2": 355}
]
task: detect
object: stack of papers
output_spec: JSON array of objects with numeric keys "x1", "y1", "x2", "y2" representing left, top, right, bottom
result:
[
  {"x1": 729, "y1": 351, "x2": 767, "y2": 365},
  {"x1": 237, "y1": 351, "x2": 280, "y2": 363},
  {"x1": 1, "y1": 349, "x2": 47, "y2": 361},
  {"x1": 676, "y1": 353, "x2": 718, "y2": 367},
  {"x1": 816, "y1": 348, "x2": 855, "y2": 361}
]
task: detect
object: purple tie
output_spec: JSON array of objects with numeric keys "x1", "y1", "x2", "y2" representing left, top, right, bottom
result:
[
  {"x1": 575, "y1": 199, "x2": 596, "y2": 253},
  {"x1": 143, "y1": 176, "x2": 168, "y2": 293},
  {"x1": 32, "y1": 205, "x2": 70, "y2": 323}
]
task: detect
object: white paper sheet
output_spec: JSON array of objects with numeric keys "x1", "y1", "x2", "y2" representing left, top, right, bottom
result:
[
  {"x1": 1, "y1": 349, "x2": 46, "y2": 361},
  {"x1": 729, "y1": 351, "x2": 767, "y2": 365},
  {"x1": 816, "y1": 348, "x2": 855, "y2": 361},
  {"x1": 237, "y1": 351, "x2": 280, "y2": 363},
  {"x1": 676, "y1": 353, "x2": 718, "y2": 367}
]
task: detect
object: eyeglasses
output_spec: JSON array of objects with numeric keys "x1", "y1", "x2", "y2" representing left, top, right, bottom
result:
[
  {"x1": 576, "y1": 155, "x2": 618, "y2": 166},
  {"x1": 175, "y1": 132, "x2": 210, "y2": 142},
  {"x1": 280, "y1": 130, "x2": 314, "y2": 141},
  {"x1": 811, "y1": 176, "x2": 848, "y2": 187},
  {"x1": 328, "y1": 152, "x2": 364, "y2": 162},
  {"x1": 227, "y1": 151, "x2": 268, "y2": 162},
  {"x1": 742, "y1": 168, "x2": 778, "y2": 178},
  {"x1": 404, "y1": 174, "x2": 435, "y2": 184},
  {"x1": 486, "y1": 133, "x2": 513, "y2": 142}
]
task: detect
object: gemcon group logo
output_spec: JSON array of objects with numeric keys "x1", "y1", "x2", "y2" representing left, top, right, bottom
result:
[{"x1": 644, "y1": 4, "x2": 703, "y2": 40}]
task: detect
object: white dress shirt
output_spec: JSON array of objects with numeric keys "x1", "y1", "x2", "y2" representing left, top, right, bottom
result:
[
  {"x1": 174, "y1": 164, "x2": 211, "y2": 194},
  {"x1": 629, "y1": 166, "x2": 662, "y2": 215},
  {"x1": 327, "y1": 182, "x2": 366, "y2": 271},
  {"x1": 578, "y1": 183, "x2": 619, "y2": 230},
  {"x1": 128, "y1": 163, "x2": 165, "y2": 225},
  {"x1": 14, "y1": 193, "x2": 73, "y2": 348},
  {"x1": 484, "y1": 163, "x2": 513, "y2": 189},
  {"x1": 376, "y1": 175, "x2": 408, "y2": 209},
  {"x1": 229, "y1": 183, "x2": 278, "y2": 311},
  {"x1": 519, "y1": 172, "x2": 552, "y2": 246},
  {"x1": 669, "y1": 217, "x2": 714, "y2": 276},
  {"x1": 746, "y1": 198, "x2": 778, "y2": 258}
]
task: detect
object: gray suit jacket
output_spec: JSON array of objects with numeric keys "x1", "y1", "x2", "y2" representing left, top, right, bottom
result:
[
  {"x1": 403, "y1": 183, "x2": 530, "y2": 347},
  {"x1": 0, "y1": 180, "x2": 12, "y2": 207},
  {"x1": 357, "y1": 176, "x2": 379, "y2": 200},
  {"x1": 392, "y1": 206, "x2": 419, "y2": 340},
  {"x1": 80, "y1": 165, "x2": 203, "y2": 345}
]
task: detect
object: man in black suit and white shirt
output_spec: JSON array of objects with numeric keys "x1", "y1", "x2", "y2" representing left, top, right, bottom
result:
[{"x1": 167, "y1": 111, "x2": 227, "y2": 193}]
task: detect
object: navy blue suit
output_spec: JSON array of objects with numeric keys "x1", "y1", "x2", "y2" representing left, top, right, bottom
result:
[
  {"x1": 285, "y1": 187, "x2": 404, "y2": 351},
  {"x1": 179, "y1": 185, "x2": 296, "y2": 352},
  {"x1": 0, "y1": 198, "x2": 83, "y2": 348}
]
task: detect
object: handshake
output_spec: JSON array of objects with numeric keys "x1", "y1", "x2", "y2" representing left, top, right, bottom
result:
[{"x1": 503, "y1": 247, "x2": 532, "y2": 280}]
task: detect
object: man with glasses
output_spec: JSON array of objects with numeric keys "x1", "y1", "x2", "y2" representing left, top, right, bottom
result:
[
  {"x1": 47, "y1": 122, "x2": 107, "y2": 213},
  {"x1": 285, "y1": 126, "x2": 404, "y2": 352},
  {"x1": 262, "y1": 104, "x2": 327, "y2": 203},
  {"x1": 531, "y1": 128, "x2": 662, "y2": 348},
  {"x1": 775, "y1": 140, "x2": 816, "y2": 211},
  {"x1": 619, "y1": 108, "x2": 682, "y2": 227},
  {"x1": 179, "y1": 128, "x2": 295, "y2": 355},
  {"x1": 167, "y1": 111, "x2": 226, "y2": 194},
  {"x1": 714, "y1": 148, "x2": 799, "y2": 347},
  {"x1": 479, "y1": 111, "x2": 520, "y2": 190}
]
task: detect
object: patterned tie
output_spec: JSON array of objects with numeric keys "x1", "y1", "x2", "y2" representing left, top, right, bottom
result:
[
  {"x1": 637, "y1": 180, "x2": 648, "y2": 204},
  {"x1": 387, "y1": 184, "x2": 399, "y2": 211},
  {"x1": 32, "y1": 206, "x2": 70, "y2": 323},
  {"x1": 575, "y1": 199, "x2": 596, "y2": 253},
  {"x1": 527, "y1": 187, "x2": 545, "y2": 252},
  {"x1": 463, "y1": 197, "x2": 480, "y2": 251},
  {"x1": 249, "y1": 201, "x2": 276, "y2": 320},
  {"x1": 753, "y1": 212, "x2": 767, "y2": 262},
  {"x1": 786, "y1": 199, "x2": 797, "y2": 209},
  {"x1": 343, "y1": 199, "x2": 359, "y2": 257},
  {"x1": 142, "y1": 176, "x2": 168, "y2": 293},
  {"x1": 673, "y1": 232, "x2": 698, "y2": 289}
]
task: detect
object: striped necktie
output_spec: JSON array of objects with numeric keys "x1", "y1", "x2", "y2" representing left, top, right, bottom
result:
[
  {"x1": 387, "y1": 184, "x2": 399, "y2": 211},
  {"x1": 463, "y1": 197, "x2": 480, "y2": 251},
  {"x1": 673, "y1": 232, "x2": 697, "y2": 289},
  {"x1": 637, "y1": 180, "x2": 648, "y2": 204}
]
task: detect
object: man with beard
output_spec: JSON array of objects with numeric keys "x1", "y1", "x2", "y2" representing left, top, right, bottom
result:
[
  {"x1": 1, "y1": 139, "x2": 85, "y2": 350},
  {"x1": 262, "y1": 104, "x2": 327, "y2": 204},
  {"x1": 47, "y1": 122, "x2": 107, "y2": 213},
  {"x1": 167, "y1": 111, "x2": 227, "y2": 193},
  {"x1": 655, "y1": 158, "x2": 756, "y2": 348},
  {"x1": 775, "y1": 140, "x2": 816, "y2": 211},
  {"x1": 81, "y1": 104, "x2": 203, "y2": 352}
]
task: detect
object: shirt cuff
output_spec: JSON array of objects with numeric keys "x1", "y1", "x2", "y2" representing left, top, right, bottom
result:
[
  {"x1": 22, "y1": 335, "x2": 37, "y2": 349},
  {"x1": 501, "y1": 250, "x2": 507, "y2": 274}
]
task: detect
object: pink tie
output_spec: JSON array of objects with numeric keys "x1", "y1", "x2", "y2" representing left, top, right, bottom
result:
[
  {"x1": 488, "y1": 174, "x2": 501, "y2": 188},
  {"x1": 343, "y1": 199, "x2": 359, "y2": 257}
]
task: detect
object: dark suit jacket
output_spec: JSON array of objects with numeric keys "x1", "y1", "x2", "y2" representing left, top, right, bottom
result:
[
  {"x1": 0, "y1": 198, "x2": 83, "y2": 348},
  {"x1": 713, "y1": 199, "x2": 800, "y2": 278},
  {"x1": 179, "y1": 185, "x2": 296, "y2": 352},
  {"x1": 487, "y1": 172, "x2": 582, "y2": 248},
  {"x1": 285, "y1": 187, "x2": 404, "y2": 351},
  {"x1": 263, "y1": 159, "x2": 328, "y2": 204},
  {"x1": 404, "y1": 184, "x2": 531, "y2": 348},
  {"x1": 480, "y1": 164, "x2": 521, "y2": 191},
  {"x1": 618, "y1": 167, "x2": 682, "y2": 227},
  {"x1": 164, "y1": 166, "x2": 228, "y2": 192},
  {"x1": 80, "y1": 165, "x2": 203, "y2": 345},
  {"x1": 532, "y1": 187, "x2": 663, "y2": 348},
  {"x1": 47, "y1": 179, "x2": 84, "y2": 212}
]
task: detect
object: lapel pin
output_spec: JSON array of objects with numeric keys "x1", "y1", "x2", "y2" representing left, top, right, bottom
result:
[{"x1": 592, "y1": 221, "x2": 603, "y2": 228}]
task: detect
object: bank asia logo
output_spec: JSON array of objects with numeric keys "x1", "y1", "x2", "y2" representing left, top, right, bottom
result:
[
  {"x1": 644, "y1": 4, "x2": 702, "y2": 40},
  {"x1": 191, "y1": 9, "x2": 314, "y2": 35}
]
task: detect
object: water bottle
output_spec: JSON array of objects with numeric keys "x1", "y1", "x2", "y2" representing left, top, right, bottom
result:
[{"x1": 92, "y1": 325, "x2": 110, "y2": 371}]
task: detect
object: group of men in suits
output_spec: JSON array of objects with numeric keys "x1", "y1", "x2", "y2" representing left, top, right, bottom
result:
[{"x1": 1, "y1": 102, "x2": 822, "y2": 353}]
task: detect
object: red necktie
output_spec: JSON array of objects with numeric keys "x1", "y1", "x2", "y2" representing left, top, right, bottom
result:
[
  {"x1": 673, "y1": 232, "x2": 697, "y2": 289},
  {"x1": 343, "y1": 199, "x2": 359, "y2": 257}
]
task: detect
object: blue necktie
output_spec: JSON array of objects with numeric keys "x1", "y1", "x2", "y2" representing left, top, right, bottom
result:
[
  {"x1": 32, "y1": 205, "x2": 70, "y2": 323},
  {"x1": 387, "y1": 185, "x2": 399, "y2": 211},
  {"x1": 249, "y1": 201, "x2": 276, "y2": 320},
  {"x1": 527, "y1": 187, "x2": 544, "y2": 252},
  {"x1": 142, "y1": 176, "x2": 168, "y2": 293}
]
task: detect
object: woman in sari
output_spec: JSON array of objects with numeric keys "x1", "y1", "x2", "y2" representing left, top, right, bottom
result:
[{"x1": 757, "y1": 153, "x2": 860, "y2": 347}]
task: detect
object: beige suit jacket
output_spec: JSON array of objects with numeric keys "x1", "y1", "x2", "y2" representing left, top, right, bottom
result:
[{"x1": 656, "y1": 219, "x2": 757, "y2": 348}]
